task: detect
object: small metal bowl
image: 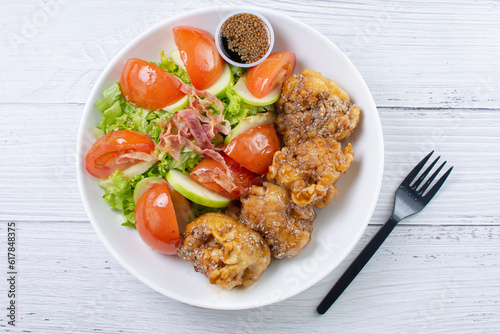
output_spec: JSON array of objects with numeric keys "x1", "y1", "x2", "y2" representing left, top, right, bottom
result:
[{"x1": 215, "y1": 11, "x2": 275, "y2": 68}]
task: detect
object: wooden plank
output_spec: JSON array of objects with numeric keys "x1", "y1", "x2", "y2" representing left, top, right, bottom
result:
[
  {"x1": 1, "y1": 1, "x2": 499, "y2": 333},
  {"x1": 374, "y1": 108, "x2": 500, "y2": 225},
  {"x1": 1, "y1": 104, "x2": 498, "y2": 224},
  {"x1": 1, "y1": 222, "x2": 498, "y2": 333},
  {"x1": 0, "y1": 103, "x2": 86, "y2": 221},
  {"x1": 0, "y1": 0, "x2": 499, "y2": 108}
]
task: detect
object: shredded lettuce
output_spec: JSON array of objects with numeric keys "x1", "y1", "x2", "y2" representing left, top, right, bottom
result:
[
  {"x1": 222, "y1": 87, "x2": 274, "y2": 126},
  {"x1": 101, "y1": 171, "x2": 144, "y2": 227},
  {"x1": 222, "y1": 64, "x2": 274, "y2": 126},
  {"x1": 95, "y1": 82, "x2": 122, "y2": 111},
  {"x1": 228, "y1": 64, "x2": 245, "y2": 82},
  {"x1": 158, "y1": 50, "x2": 191, "y2": 84},
  {"x1": 94, "y1": 50, "x2": 277, "y2": 227},
  {"x1": 95, "y1": 83, "x2": 172, "y2": 142},
  {"x1": 157, "y1": 147, "x2": 203, "y2": 175}
]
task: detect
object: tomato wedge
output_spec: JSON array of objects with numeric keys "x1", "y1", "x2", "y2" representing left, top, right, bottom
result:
[
  {"x1": 167, "y1": 183, "x2": 193, "y2": 234},
  {"x1": 120, "y1": 58, "x2": 186, "y2": 110},
  {"x1": 245, "y1": 52, "x2": 296, "y2": 98},
  {"x1": 172, "y1": 26, "x2": 225, "y2": 90},
  {"x1": 135, "y1": 184, "x2": 179, "y2": 255},
  {"x1": 85, "y1": 130, "x2": 155, "y2": 179},
  {"x1": 224, "y1": 124, "x2": 280, "y2": 175},
  {"x1": 190, "y1": 154, "x2": 261, "y2": 200}
]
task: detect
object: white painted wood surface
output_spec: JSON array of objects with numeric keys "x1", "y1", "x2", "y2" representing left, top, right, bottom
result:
[{"x1": 0, "y1": 0, "x2": 499, "y2": 333}]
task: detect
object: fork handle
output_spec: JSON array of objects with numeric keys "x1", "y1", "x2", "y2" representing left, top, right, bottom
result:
[{"x1": 317, "y1": 216, "x2": 400, "y2": 314}]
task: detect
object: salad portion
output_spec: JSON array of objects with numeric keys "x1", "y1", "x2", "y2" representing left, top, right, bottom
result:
[
  {"x1": 85, "y1": 21, "x2": 359, "y2": 290},
  {"x1": 85, "y1": 25, "x2": 294, "y2": 255}
]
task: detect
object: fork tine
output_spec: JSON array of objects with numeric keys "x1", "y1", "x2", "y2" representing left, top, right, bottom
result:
[
  {"x1": 412, "y1": 156, "x2": 440, "y2": 190},
  {"x1": 401, "y1": 151, "x2": 434, "y2": 186},
  {"x1": 418, "y1": 160, "x2": 446, "y2": 194},
  {"x1": 423, "y1": 166, "x2": 453, "y2": 202}
]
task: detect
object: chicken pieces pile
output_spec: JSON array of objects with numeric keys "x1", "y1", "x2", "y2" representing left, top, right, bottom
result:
[
  {"x1": 240, "y1": 69, "x2": 360, "y2": 259},
  {"x1": 177, "y1": 69, "x2": 360, "y2": 289}
]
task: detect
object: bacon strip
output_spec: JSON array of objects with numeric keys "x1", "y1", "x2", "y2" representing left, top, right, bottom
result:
[
  {"x1": 157, "y1": 84, "x2": 234, "y2": 184},
  {"x1": 178, "y1": 109, "x2": 214, "y2": 149},
  {"x1": 115, "y1": 151, "x2": 159, "y2": 164},
  {"x1": 180, "y1": 83, "x2": 230, "y2": 136},
  {"x1": 190, "y1": 167, "x2": 240, "y2": 194}
]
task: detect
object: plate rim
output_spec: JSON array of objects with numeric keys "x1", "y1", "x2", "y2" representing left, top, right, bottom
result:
[{"x1": 76, "y1": 5, "x2": 385, "y2": 310}]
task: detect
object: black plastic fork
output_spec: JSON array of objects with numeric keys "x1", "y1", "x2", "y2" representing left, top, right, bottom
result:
[{"x1": 317, "y1": 151, "x2": 453, "y2": 315}]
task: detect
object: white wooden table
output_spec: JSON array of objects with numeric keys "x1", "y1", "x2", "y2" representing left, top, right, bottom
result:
[{"x1": 1, "y1": 0, "x2": 499, "y2": 333}]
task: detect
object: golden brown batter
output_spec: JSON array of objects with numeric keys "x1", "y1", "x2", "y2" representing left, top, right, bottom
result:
[
  {"x1": 276, "y1": 69, "x2": 360, "y2": 146},
  {"x1": 267, "y1": 137, "x2": 354, "y2": 208},
  {"x1": 177, "y1": 212, "x2": 271, "y2": 290},
  {"x1": 239, "y1": 182, "x2": 316, "y2": 259}
]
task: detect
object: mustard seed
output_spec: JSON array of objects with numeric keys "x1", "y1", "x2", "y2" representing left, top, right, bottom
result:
[{"x1": 220, "y1": 13, "x2": 270, "y2": 64}]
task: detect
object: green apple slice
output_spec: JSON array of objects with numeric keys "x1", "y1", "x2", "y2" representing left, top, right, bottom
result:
[
  {"x1": 224, "y1": 112, "x2": 277, "y2": 145},
  {"x1": 170, "y1": 49, "x2": 186, "y2": 71},
  {"x1": 205, "y1": 63, "x2": 233, "y2": 99},
  {"x1": 134, "y1": 176, "x2": 195, "y2": 229},
  {"x1": 166, "y1": 169, "x2": 231, "y2": 208},
  {"x1": 133, "y1": 177, "x2": 168, "y2": 203},
  {"x1": 98, "y1": 160, "x2": 156, "y2": 189},
  {"x1": 161, "y1": 94, "x2": 189, "y2": 112},
  {"x1": 233, "y1": 73, "x2": 281, "y2": 106},
  {"x1": 160, "y1": 53, "x2": 189, "y2": 112}
]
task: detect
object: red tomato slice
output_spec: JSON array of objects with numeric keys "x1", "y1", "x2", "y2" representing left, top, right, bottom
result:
[
  {"x1": 190, "y1": 154, "x2": 261, "y2": 200},
  {"x1": 245, "y1": 52, "x2": 296, "y2": 98},
  {"x1": 135, "y1": 184, "x2": 179, "y2": 255},
  {"x1": 120, "y1": 58, "x2": 186, "y2": 110},
  {"x1": 172, "y1": 26, "x2": 225, "y2": 90},
  {"x1": 224, "y1": 124, "x2": 281, "y2": 175},
  {"x1": 85, "y1": 130, "x2": 155, "y2": 179}
]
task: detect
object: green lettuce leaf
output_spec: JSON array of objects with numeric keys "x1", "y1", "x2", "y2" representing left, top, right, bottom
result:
[
  {"x1": 158, "y1": 50, "x2": 191, "y2": 84},
  {"x1": 228, "y1": 64, "x2": 245, "y2": 82},
  {"x1": 96, "y1": 82, "x2": 122, "y2": 112},
  {"x1": 93, "y1": 52, "x2": 278, "y2": 228},
  {"x1": 101, "y1": 171, "x2": 145, "y2": 227},
  {"x1": 157, "y1": 147, "x2": 203, "y2": 175},
  {"x1": 95, "y1": 82, "x2": 173, "y2": 142},
  {"x1": 221, "y1": 87, "x2": 274, "y2": 126}
]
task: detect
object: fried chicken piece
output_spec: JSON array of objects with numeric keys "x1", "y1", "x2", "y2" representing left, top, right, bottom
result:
[
  {"x1": 275, "y1": 69, "x2": 360, "y2": 146},
  {"x1": 177, "y1": 212, "x2": 271, "y2": 290},
  {"x1": 267, "y1": 137, "x2": 354, "y2": 208},
  {"x1": 224, "y1": 201, "x2": 242, "y2": 221},
  {"x1": 240, "y1": 182, "x2": 316, "y2": 259}
]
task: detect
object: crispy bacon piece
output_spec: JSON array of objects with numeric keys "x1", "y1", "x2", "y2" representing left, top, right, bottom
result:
[
  {"x1": 177, "y1": 109, "x2": 213, "y2": 149},
  {"x1": 180, "y1": 83, "x2": 230, "y2": 137},
  {"x1": 157, "y1": 83, "x2": 235, "y2": 188},
  {"x1": 190, "y1": 165, "x2": 238, "y2": 194},
  {"x1": 190, "y1": 155, "x2": 263, "y2": 198},
  {"x1": 114, "y1": 151, "x2": 159, "y2": 164}
]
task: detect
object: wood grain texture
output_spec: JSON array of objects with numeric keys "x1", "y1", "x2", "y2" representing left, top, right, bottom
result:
[
  {"x1": 0, "y1": 0, "x2": 499, "y2": 108},
  {"x1": 0, "y1": 0, "x2": 499, "y2": 333},
  {"x1": 1, "y1": 105, "x2": 498, "y2": 224},
  {"x1": 0, "y1": 222, "x2": 498, "y2": 333}
]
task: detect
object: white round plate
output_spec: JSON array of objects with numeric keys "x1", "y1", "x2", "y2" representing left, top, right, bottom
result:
[{"x1": 76, "y1": 6, "x2": 384, "y2": 310}]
